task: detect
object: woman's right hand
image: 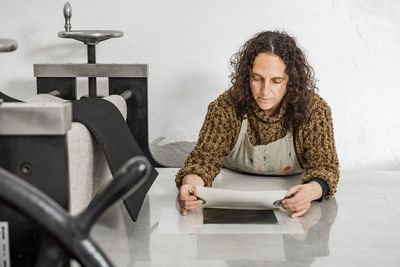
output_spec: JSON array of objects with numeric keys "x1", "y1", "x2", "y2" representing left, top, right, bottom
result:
[{"x1": 178, "y1": 184, "x2": 204, "y2": 216}]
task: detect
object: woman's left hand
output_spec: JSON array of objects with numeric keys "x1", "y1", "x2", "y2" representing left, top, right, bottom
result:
[{"x1": 281, "y1": 182, "x2": 322, "y2": 218}]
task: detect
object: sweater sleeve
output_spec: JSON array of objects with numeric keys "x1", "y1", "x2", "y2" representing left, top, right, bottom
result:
[
  {"x1": 175, "y1": 100, "x2": 235, "y2": 188},
  {"x1": 300, "y1": 101, "x2": 340, "y2": 199}
]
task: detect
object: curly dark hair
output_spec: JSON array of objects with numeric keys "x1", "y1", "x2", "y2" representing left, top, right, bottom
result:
[{"x1": 229, "y1": 30, "x2": 318, "y2": 130}]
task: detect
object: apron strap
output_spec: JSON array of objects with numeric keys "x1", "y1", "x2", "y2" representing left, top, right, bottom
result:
[{"x1": 239, "y1": 114, "x2": 248, "y2": 136}]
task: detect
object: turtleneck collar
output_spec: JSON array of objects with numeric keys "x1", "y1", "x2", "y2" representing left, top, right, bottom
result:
[{"x1": 250, "y1": 95, "x2": 288, "y2": 123}]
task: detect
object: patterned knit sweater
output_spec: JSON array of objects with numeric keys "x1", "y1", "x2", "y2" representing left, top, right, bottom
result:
[{"x1": 175, "y1": 89, "x2": 339, "y2": 199}]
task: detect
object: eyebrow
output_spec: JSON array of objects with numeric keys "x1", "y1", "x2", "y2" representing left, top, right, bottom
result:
[{"x1": 251, "y1": 72, "x2": 285, "y2": 80}]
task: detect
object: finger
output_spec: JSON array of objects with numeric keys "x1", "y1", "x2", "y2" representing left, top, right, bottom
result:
[
  {"x1": 178, "y1": 199, "x2": 195, "y2": 209},
  {"x1": 282, "y1": 204, "x2": 302, "y2": 212},
  {"x1": 283, "y1": 196, "x2": 307, "y2": 208},
  {"x1": 285, "y1": 185, "x2": 302, "y2": 197},
  {"x1": 282, "y1": 200, "x2": 308, "y2": 211},
  {"x1": 180, "y1": 200, "x2": 203, "y2": 210},
  {"x1": 178, "y1": 194, "x2": 198, "y2": 202},
  {"x1": 192, "y1": 186, "x2": 198, "y2": 195},
  {"x1": 291, "y1": 207, "x2": 309, "y2": 218},
  {"x1": 282, "y1": 187, "x2": 302, "y2": 205},
  {"x1": 178, "y1": 189, "x2": 198, "y2": 201},
  {"x1": 283, "y1": 189, "x2": 306, "y2": 205},
  {"x1": 181, "y1": 205, "x2": 201, "y2": 212},
  {"x1": 181, "y1": 207, "x2": 187, "y2": 216},
  {"x1": 184, "y1": 199, "x2": 203, "y2": 208},
  {"x1": 182, "y1": 195, "x2": 198, "y2": 201},
  {"x1": 286, "y1": 201, "x2": 311, "y2": 214}
]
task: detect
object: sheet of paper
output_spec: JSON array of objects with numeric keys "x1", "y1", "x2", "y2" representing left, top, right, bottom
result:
[
  {"x1": 203, "y1": 208, "x2": 278, "y2": 224},
  {"x1": 196, "y1": 186, "x2": 287, "y2": 210}
]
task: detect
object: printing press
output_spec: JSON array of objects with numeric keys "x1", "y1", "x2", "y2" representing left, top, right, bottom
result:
[{"x1": 0, "y1": 3, "x2": 159, "y2": 266}]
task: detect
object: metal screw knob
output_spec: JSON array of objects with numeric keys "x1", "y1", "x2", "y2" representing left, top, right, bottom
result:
[
  {"x1": 63, "y1": 2, "x2": 72, "y2": 32},
  {"x1": 20, "y1": 162, "x2": 33, "y2": 175}
]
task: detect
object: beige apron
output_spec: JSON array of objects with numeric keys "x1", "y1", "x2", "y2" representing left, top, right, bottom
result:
[{"x1": 222, "y1": 115, "x2": 303, "y2": 175}]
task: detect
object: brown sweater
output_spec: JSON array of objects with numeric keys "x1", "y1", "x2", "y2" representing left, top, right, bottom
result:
[{"x1": 175, "y1": 89, "x2": 339, "y2": 199}]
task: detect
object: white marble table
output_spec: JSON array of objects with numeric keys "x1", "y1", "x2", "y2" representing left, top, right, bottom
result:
[{"x1": 92, "y1": 168, "x2": 400, "y2": 267}]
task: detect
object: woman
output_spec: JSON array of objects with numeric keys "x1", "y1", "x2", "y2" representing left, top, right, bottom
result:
[{"x1": 175, "y1": 31, "x2": 339, "y2": 218}]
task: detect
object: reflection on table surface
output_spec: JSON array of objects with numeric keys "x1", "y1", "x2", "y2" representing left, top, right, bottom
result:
[{"x1": 92, "y1": 168, "x2": 400, "y2": 267}]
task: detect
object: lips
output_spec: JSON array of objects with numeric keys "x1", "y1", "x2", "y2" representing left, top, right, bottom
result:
[{"x1": 259, "y1": 98, "x2": 274, "y2": 102}]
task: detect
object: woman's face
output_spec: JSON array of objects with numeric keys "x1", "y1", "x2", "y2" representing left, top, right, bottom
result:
[{"x1": 250, "y1": 53, "x2": 288, "y2": 116}]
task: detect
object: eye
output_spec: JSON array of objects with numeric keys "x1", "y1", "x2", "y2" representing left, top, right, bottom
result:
[
  {"x1": 273, "y1": 79, "x2": 283, "y2": 84},
  {"x1": 251, "y1": 75, "x2": 262, "y2": 82}
]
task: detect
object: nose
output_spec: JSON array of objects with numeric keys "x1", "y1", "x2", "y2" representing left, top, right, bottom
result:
[{"x1": 261, "y1": 79, "x2": 272, "y2": 95}]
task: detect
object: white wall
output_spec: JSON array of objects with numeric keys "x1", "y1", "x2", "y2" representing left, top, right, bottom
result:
[{"x1": 1, "y1": 0, "x2": 399, "y2": 170}]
